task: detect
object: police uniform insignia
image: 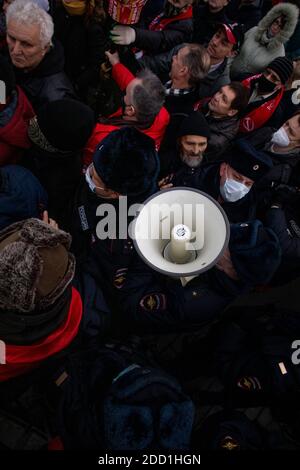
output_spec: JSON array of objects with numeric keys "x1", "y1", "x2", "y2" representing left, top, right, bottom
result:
[
  {"x1": 123, "y1": 240, "x2": 134, "y2": 254},
  {"x1": 140, "y1": 293, "x2": 167, "y2": 312},
  {"x1": 113, "y1": 268, "x2": 128, "y2": 289},
  {"x1": 78, "y1": 205, "x2": 89, "y2": 231},
  {"x1": 220, "y1": 436, "x2": 240, "y2": 451},
  {"x1": 237, "y1": 376, "x2": 262, "y2": 391}
]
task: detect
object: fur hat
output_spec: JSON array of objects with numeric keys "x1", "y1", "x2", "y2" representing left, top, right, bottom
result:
[
  {"x1": 229, "y1": 220, "x2": 281, "y2": 284},
  {"x1": 226, "y1": 140, "x2": 273, "y2": 182},
  {"x1": 0, "y1": 219, "x2": 75, "y2": 313},
  {"x1": 93, "y1": 127, "x2": 160, "y2": 199},
  {"x1": 31, "y1": 99, "x2": 95, "y2": 151}
]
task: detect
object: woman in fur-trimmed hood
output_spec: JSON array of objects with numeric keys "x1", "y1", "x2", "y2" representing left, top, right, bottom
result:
[{"x1": 230, "y1": 2, "x2": 299, "y2": 79}]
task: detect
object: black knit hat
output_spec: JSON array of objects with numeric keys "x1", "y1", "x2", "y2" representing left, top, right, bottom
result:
[
  {"x1": 36, "y1": 99, "x2": 95, "y2": 151},
  {"x1": 93, "y1": 127, "x2": 160, "y2": 199},
  {"x1": 268, "y1": 56, "x2": 294, "y2": 84},
  {"x1": 178, "y1": 112, "x2": 210, "y2": 139},
  {"x1": 226, "y1": 139, "x2": 273, "y2": 182},
  {"x1": 0, "y1": 54, "x2": 16, "y2": 100}
]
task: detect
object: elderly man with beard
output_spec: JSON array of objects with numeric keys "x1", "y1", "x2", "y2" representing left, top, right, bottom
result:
[{"x1": 159, "y1": 111, "x2": 210, "y2": 187}]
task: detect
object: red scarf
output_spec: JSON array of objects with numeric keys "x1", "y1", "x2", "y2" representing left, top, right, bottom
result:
[
  {"x1": 239, "y1": 74, "x2": 284, "y2": 133},
  {"x1": 149, "y1": 5, "x2": 193, "y2": 31},
  {"x1": 0, "y1": 287, "x2": 83, "y2": 382},
  {"x1": 133, "y1": 6, "x2": 193, "y2": 57}
]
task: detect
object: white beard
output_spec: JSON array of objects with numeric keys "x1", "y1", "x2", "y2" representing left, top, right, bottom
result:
[{"x1": 181, "y1": 152, "x2": 203, "y2": 168}]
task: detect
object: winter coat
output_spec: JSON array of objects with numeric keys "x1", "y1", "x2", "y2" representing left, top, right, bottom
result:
[
  {"x1": 230, "y1": 3, "x2": 299, "y2": 79},
  {"x1": 200, "y1": 105, "x2": 240, "y2": 161},
  {"x1": 265, "y1": 198, "x2": 300, "y2": 284},
  {"x1": 286, "y1": 19, "x2": 300, "y2": 59},
  {"x1": 83, "y1": 63, "x2": 170, "y2": 166},
  {"x1": 54, "y1": 6, "x2": 110, "y2": 92},
  {"x1": 192, "y1": 3, "x2": 229, "y2": 45},
  {"x1": 198, "y1": 59, "x2": 231, "y2": 99},
  {"x1": 14, "y1": 39, "x2": 76, "y2": 111},
  {"x1": 164, "y1": 88, "x2": 199, "y2": 115},
  {"x1": 141, "y1": 46, "x2": 231, "y2": 99},
  {"x1": 0, "y1": 86, "x2": 34, "y2": 165},
  {"x1": 115, "y1": 256, "x2": 247, "y2": 334},
  {"x1": 23, "y1": 145, "x2": 82, "y2": 232},
  {"x1": 132, "y1": 6, "x2": 193, "y2": 55},
  {"x1": 226, "y1": 0, "x2": 264, "y2": 33},
  {"x1": 239, "y1": 74, "x2": 284, "y2": 133}
]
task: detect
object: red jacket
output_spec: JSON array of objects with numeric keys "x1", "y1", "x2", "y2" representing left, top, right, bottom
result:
[
  {"x1": 83, "y1": 63, "x2": 170, "y2": 166},
  {"x1": 0, "y1": 86, "x2": 35, "y2": 166}
]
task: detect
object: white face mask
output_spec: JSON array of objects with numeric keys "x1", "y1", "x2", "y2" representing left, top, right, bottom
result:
[
  {"x1": 271, "y1": 127, "x2": 290, "y2": 147},
  {"x1": 220, "y1": 177, "x2": 250, "y2": 202},
  {"x1": 85, "y1": 164, "x2": 110, "y2": 197}
]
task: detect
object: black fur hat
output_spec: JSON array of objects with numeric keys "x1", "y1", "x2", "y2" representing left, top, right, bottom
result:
[
  {"x1": 93, "y1": 126, "x2": 160, "y2": 199},
  {"x1": 227, "y1": 139, "x2": 273, "y2": 182}
]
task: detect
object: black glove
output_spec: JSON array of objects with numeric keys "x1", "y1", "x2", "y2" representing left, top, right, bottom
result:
[{"x1": 271, "y1": 184, "x2": 300, "y2": 208}]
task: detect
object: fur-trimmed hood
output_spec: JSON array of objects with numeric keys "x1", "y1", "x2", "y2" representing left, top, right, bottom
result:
[{"x1": 255, "y1": 3, "x2": 299, "y2": 50}]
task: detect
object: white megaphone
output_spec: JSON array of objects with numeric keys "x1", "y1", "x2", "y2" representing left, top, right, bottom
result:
[{"x1": 131, "y1": 187, "x2": 230, "y2": 283}]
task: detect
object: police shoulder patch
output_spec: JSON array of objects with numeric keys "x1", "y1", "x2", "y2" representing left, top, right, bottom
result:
[
  {"x1": 113, "y1": 268, "x2": 128, "y2": 289},
  {"x1": 139, "y1": 293, "x2": 167, "y2": 312},
  {"x1": 220, "y1": 435, "x2": 240, "y2": 451},
  {"x1": 237, "y1": 376, "x2": 262, "y2": 391}
]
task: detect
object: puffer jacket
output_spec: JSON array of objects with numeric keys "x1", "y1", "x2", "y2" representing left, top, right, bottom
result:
[{"x1": 230, "y1": 3, "x2": 299, "y2": 79}]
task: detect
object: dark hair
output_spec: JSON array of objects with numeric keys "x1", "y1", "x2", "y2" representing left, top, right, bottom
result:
[
  {"x1": 228, "y1": 81, "x2": 249, "y2": 115},
  {"x1": 132, "y1": 69, "x2": 165, "y2": 124},
  {"x1": 181, "y1": 43, "x2": 210, "y2": 87}
]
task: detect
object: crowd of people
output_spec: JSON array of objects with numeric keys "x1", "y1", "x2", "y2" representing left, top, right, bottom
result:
[{"x1": 1, "y1": 0, "x2": 300, "y2": 451}]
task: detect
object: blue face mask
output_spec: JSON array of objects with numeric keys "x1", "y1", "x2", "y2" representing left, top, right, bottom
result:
[{"x1": 220, "y1": 177, "x2": 250, "y2": 202}]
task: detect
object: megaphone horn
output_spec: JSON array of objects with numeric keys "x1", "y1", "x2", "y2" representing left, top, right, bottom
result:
[{"x1": 131, "y1": 187, "x2": 230, "y2": 278}]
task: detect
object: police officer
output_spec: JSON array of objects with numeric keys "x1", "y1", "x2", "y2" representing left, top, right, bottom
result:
[{"x1": 114, "y1": 220, "x2": 281, "y2": 333}]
